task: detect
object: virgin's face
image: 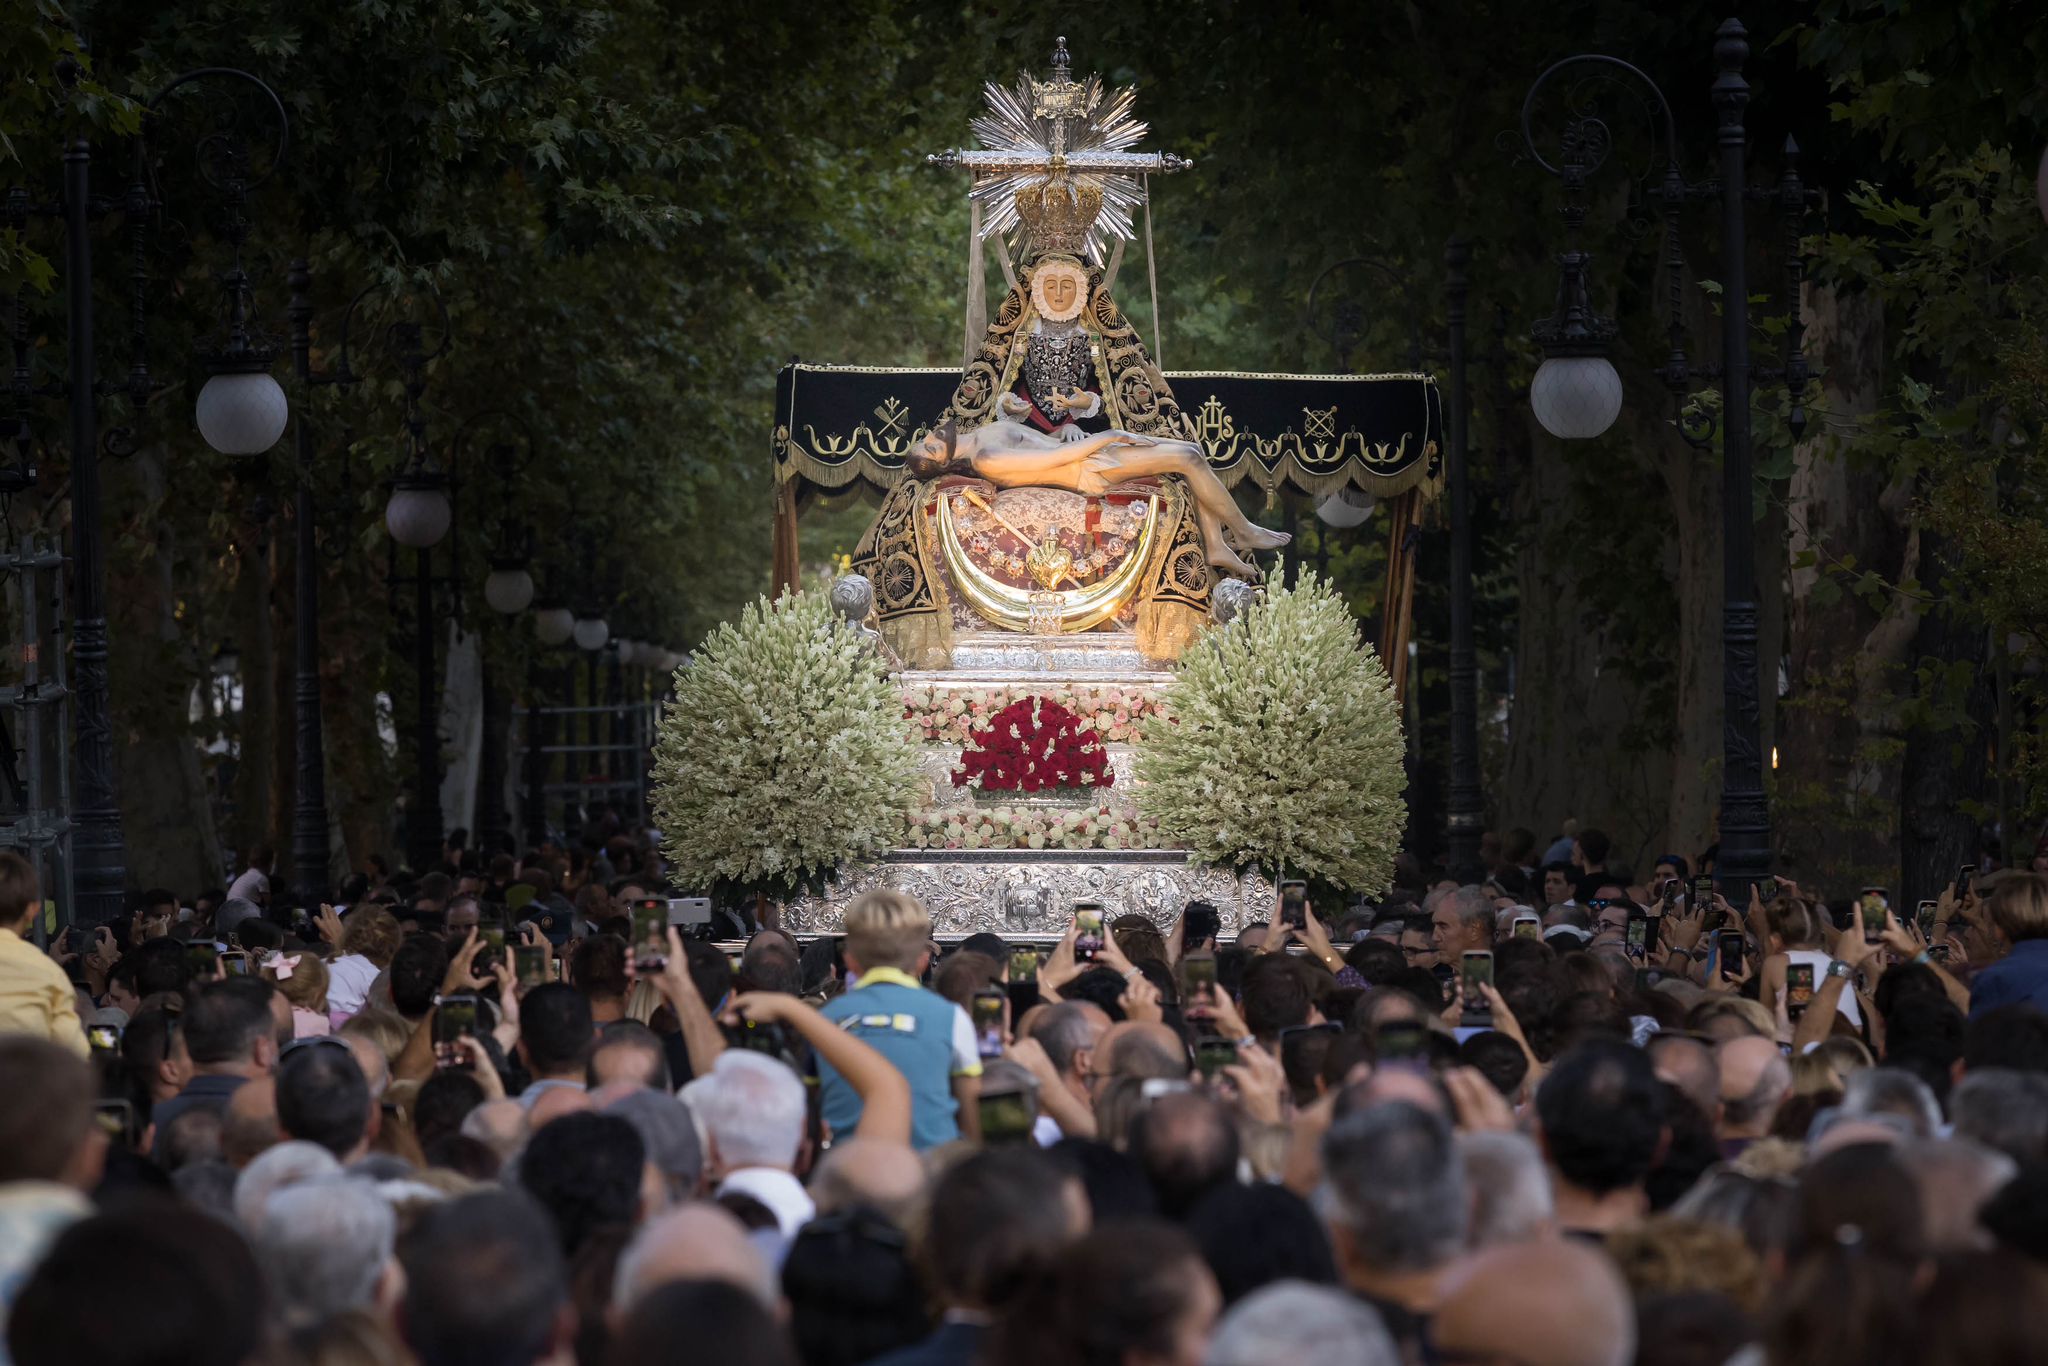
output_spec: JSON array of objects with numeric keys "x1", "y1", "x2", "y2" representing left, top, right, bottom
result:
[{"x1": 1031, "y1": 263, "x2": 1087, "y2": 322}]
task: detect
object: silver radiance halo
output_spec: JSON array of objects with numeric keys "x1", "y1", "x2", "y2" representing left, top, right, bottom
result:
[{"x1": 929, "y1": 36, "x2": 1191, "y2": 264}]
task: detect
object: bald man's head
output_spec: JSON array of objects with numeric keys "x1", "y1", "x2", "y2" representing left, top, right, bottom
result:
[
  {"x1": 1097, "y1": 1021, "x2": 1186, "y2": 1080},
  {"x1": 1648, "y1": 1035, "x2": 1719, "y2": 1122},
  {"x1": 612, "y1": 1202, "x2": 775, "y2": 1313},
  {"x1": 810, "y1": 1138, "x2": 927, "y2": 1227},
  {"x1": 1432, "y1": 1237, "x2": 1634, "y2": 1366},
  {"x1": 1716, "y1": 1036, "x2": 1791, "y2": 1140}
]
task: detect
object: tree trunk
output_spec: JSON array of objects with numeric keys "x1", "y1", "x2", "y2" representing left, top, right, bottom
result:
[
  {"x1": 1497, "y1": 407, "x2": 1674, "y2": 876},
  {"x1": 1659, "y1": 418, "x2": 1724, "y2": 870},
  {"x1": 230, "y1": 526, "x2": 275, "y2": 864},
  {"x1": 271, "y1": 517, "x2": 296, "y2": 868},
  {"x1": 1899, "y1": 529, "x2": 1994, "y2": 908},
  {"x1": 1776, "y1": 288, "x2": 1916, "y2": 888},
  {"x1": 104, "y1": 443, "x2": 224, "y2": 895}
]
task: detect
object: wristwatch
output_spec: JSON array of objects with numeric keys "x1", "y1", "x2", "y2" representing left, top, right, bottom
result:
[{"x1": 1825, "y1": 960, "x2": 1854, "y2": 982}]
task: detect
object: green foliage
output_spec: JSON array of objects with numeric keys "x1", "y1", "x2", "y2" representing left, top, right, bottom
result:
[
  {"x1": 1137, "y1": 571, "x2": 1407, "y2": 890},
  {"x1": 649, "y1": 590, "x2": 921, "y2": 898},
  {"x1": 1, "y1": 0, "x2": 140, "y2": 291}
]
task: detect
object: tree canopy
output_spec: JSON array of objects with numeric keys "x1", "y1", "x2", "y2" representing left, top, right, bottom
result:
[{"x1": 1, "y1": 0, "x2": 2042, "y2": 892}]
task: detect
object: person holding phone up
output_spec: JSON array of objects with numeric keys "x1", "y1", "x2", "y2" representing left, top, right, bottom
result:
[{"x1": 1757, "y1": 900, "x2": 1865, "y2": 1033}]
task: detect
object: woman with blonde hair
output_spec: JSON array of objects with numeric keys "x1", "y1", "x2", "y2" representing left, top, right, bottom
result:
[
  {"x1": 265, "y1": 951, "x2": 332, "y2": 1038},
  {"x1": 1759, "y1": 898, "x2": 1863, "y2": 1034}
]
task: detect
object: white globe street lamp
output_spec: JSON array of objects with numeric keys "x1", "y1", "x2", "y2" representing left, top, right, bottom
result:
[
  {"x1": 1530, "y1": 355, "x2": 1624, "y2": 440},
  {"x1": 483, "y1": 561, "x2": 535, "y2": 615},
  {"x1": 1314, "y1": 486, "x2": 1376, "y2": 528},
  {"x1": 533, "y1": 603, "x2": 575, "y2": 646},
  {"x1": 384, "y1": 472, "x2": 452, "y2": 549},
  {"x1": 1529, "y1": 249, "x2": 1623, "y2": 441},
  {"x1": 573, "y1": 615, "x2": 609, "y2": 652},
  {"x1": 196, "y1": 369, "x2": 290, "y2": 455}
]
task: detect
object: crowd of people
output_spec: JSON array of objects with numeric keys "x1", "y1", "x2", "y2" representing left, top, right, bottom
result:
[{"x1": 2, "y1": 820, "x2": 2048, "y2": 1366}]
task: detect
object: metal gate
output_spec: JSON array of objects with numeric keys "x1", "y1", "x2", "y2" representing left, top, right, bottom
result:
[
  {"x1": 0, "y1": 539, "x2": 75, "y2": 941},
  {"x1": 512, "y1": 696, "x2": 659, "y2": 849}
]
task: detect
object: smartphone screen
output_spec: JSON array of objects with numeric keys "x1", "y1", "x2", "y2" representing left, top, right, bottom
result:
[
  {"x1": 1280, "y1": 880, "x2": 1308, "y2": 930},
  {"x1": 1914, "y1": 899, "x2": 1939, "y2": 940},
  {"x1": 1008, "y1": 948, "x2": 1040, "y2": 983},
  {"x1": 1193, "y1": 1035, "x2": 1238, "y2": 1079},
  {"x1": 1625, "y1": 916, "x2": 1647, "y2": 958},
  {"x1": 1513, "y1": 915, "x2": 1541, "y2": 940},
  {"x1": 1074, "y1": 905, "x2": 1104, "y2": 962},
  {"x1": 434, "y1": 995, "x2": 478, "y2": 1066},
  {"x1": 95, "y1": 1099, "x2": 138, "y2": 1150},
  {"x1": 87, "y1": 1023, "x2": 122, "y2": 1053},
  {"x1": 1859, "y1": 895, "x2": 1886, "y2": 945},
  {"x1": 1786, "y1": 961, "x2": 1815, "y2": 1017},
  {"x1": 515, "y1": 944, "x2": 548, "y2": 990},
  {"x1": 223, "y1": 951, "x2": 252, "y2": 977},
  {"x1": 971, "y1": 988, "x2": 1006, "y2": 1061},
  {"x1": 978, "y1": 1089, "x2": 1036, "y2": 1144},
  {"x1": 1181, "y1": 953, "x2": 1217, "y2": 1010},
  {"x1": 1717, "y1": 930, "x2": 1745, "y2": 980},
  {"x1": 1692, "y1": 875, "x2": 1715, "y2": 910},
  {"x1": 186, "y1": 944, "x2": 218, "y2": 977},
  {"x1": 1460, "y1": 951, "x2": 1494, "y2": 1024},
  {"x1": 1956, "y1": 866, "x2": 1974, "y2": 899},
  {"x1": 632, "y1": 901, "x2": 668, "y2": 972}
]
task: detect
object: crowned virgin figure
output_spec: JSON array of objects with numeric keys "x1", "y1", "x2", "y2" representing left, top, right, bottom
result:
[{"x1": 852, "y1": 40, "x2": 1287, "y2": 667}]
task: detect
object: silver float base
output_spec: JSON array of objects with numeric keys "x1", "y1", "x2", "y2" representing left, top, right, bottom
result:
[{"x1": 779, "y1": 849, "x2": 1275, "y2": 937}]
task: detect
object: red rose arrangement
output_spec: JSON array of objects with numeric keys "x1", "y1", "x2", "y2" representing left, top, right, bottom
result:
[{"x1": 952, "y1": 696, "x2": 1114, "y2": 794}]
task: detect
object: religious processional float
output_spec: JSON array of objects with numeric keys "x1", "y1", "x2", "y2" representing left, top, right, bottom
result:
[{"x1": 652, "y1": 41, "x2": 1438, "y2": 937}]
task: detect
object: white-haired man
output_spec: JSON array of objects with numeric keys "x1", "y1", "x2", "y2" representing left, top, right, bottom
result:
[
  {"x1": 255, "y1": 1177, "x2": 404, "y2": 1329},
  {"x1": 692, "y1": 1049, "x2": 813, "y2": 1241}
]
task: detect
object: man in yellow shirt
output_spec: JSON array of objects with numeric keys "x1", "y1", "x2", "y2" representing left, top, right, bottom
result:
[{"x1": 0, "y1": 853, "x2": 87, "y2": 1057}]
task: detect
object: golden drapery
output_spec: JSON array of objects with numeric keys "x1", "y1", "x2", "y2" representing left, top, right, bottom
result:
[{"x1": 1377, "y1": 489, "x2": 1423, "y2": 702}]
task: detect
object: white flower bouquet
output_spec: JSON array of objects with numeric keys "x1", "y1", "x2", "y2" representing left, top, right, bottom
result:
[
  {"x1": 1135, "y1": 570, "x2": 1407, "y2": 890},
  {"x1": 650, "y1": 589, "x2": 923, "y2": 896}
]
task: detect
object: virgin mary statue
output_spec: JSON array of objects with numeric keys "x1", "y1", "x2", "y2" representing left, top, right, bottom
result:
[{"x1": 851, "y1": 41, "x2": 1287, "y2": 667}]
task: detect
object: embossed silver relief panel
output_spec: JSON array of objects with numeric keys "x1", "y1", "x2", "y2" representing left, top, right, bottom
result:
[{"x1": 780, "y1": 850, "x2": 1274, "y2": 936}]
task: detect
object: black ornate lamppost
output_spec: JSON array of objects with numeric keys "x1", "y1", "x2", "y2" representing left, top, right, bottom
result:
[
  {"x1": 527, "y1": 593, "x2": 575, "y2": 850},
  {"x1": 1518, "y1": 19, "x2": 1814, "y2": 901},
  {"x1": 1305, "y1": 246, "x2": 1487, "y2": 883},
  {"x1": 349, "y1": 297, "x2": 456, "y2": 875},
  {"x1": 569, "y1": 583, "x2": 611, "y2": 842},
  {"x1": 276, "y1": 265, "x2": 384, "y2": 905},
  {"x1": 465, "y1": 418, "x2": 535, "y2": 857},
  {"x1": 5, "y1": 67, "x2": 291, "y2": 923}
]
